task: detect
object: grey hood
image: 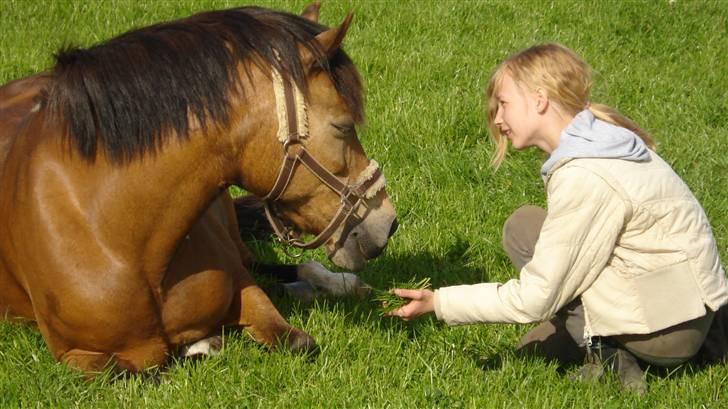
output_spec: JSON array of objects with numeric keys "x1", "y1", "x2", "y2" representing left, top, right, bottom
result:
[{"x1": 541, "y1": 109, "x2": 651, "y2": 179}]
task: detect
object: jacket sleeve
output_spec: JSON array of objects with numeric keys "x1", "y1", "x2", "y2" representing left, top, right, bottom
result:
[{"x1": 434, "y1": 166, "x2": 628, "y2": 325}]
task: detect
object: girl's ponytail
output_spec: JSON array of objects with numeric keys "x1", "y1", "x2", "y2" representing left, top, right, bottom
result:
[{"x1": 588, "y1": 103, "x2": 655, "y2": 150}]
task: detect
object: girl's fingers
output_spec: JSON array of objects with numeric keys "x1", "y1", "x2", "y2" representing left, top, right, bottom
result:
[
  {"x1": 393, "y1": 288, "x2": 421, "y2": 300},
  {"x1": 390, "y1": 306, "x2": 412, "y2": 320}
]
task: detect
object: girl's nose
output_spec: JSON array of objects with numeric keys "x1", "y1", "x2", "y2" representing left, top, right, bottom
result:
[{"x1": 494, "y1": 106, "x2": 503, "y2": 125}]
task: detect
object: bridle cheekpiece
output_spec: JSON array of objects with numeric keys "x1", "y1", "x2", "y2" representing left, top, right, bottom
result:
[{"x1": 261, "y1": 66, "x2": 385, "y2": 252}]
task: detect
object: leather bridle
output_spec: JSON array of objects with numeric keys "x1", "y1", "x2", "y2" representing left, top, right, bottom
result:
[{"x1": 261, "y1": 69, "x2": 384, "y2": 251}]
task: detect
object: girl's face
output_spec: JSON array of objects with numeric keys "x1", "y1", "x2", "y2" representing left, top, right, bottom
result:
[{"x1": 493, "y1": 73, "x2": 542, "y2": 150}]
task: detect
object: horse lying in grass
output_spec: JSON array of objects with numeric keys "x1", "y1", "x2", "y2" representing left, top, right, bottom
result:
[{"x1": 0, "y1": 4, "x2": 397, "y2": 376}]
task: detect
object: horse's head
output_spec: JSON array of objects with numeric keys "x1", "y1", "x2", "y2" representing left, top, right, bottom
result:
[
  {"x1": 44, "y1": 4, "x2": 394, "y2": 272},
  {"x1": 236, "y1": 6, "x2": 397, "y2": 271}
]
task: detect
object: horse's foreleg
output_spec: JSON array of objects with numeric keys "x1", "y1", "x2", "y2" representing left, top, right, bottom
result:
[
  {"x1": 253, "y1": 263, "x2": 299, "y2": 282},
  {"x1": 61, "y1": 349, "x2": 120, "y2": 377},
  {"x1": 254, "y1": 261, "x2": 371, "y2": 300},
  {"x1": 250, "y1": 263, "x2": 317, "y2": 302},
  {"x1": 295, "y1": 261, "x2": 371, "y2": 298},
  {"x1": 226, "y1": 271, "x2": 317, "y2": 355},
  {"x1": 59, "y1": 337, "x2": 168, "y2": 378},
  {"x1": 225, "y1": 198, "x2": 371, "y2": 302}
]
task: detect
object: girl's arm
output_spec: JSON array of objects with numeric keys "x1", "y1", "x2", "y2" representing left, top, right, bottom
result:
[{"x1": 395, "y1": 166, "x2": 627, "y2": 324}]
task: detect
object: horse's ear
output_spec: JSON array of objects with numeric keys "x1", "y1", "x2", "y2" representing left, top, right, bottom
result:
[
  {"x1": 301, "y1": 2, "x2": 321, "y2": 23},
  {"x1": 302, "y1": 13, "x2": 353, "y2": 70},
  {"x1": 316, "y1": 13, "x2": 353, "y2": 56}
]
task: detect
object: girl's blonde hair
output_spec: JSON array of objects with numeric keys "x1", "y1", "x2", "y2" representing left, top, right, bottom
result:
[{"x1": 486, "y1": 43, "x2": 655, "y2": 168}]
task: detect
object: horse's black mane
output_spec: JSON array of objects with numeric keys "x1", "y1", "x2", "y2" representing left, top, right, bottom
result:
[{"x1": 47, "y1": 6, "x2": 363, "y2": 163}]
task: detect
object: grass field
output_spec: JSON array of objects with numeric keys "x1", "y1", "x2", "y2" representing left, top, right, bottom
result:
[{"x1": 1, "y1": 0, "x2": 727, "y2": 407}]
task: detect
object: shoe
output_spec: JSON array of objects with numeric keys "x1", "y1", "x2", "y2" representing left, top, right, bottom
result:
[
  {"x1": 570, "y1": 361, "x2": 604, "y2": 382},
  {"x1": 612, "y1": 348, "x2": 648, "y2": 396},
  {"x1": 572, "y1": 338, "x2": 647, "y2": 395}
]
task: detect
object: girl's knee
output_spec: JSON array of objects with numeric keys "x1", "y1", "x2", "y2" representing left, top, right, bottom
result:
[
  {"x1": 502, "y1": 206, "x2": 546, "y2": 239},
  {"x1": 502, "y1": 205, "x2": 546, "y2": 269}
]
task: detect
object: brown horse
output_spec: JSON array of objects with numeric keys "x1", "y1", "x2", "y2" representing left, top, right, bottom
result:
[{"x1": 0, "y1": 4, "x2": 397, "y2": 376}]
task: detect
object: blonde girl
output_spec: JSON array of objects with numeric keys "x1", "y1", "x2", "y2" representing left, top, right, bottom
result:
[{"x1": 391, "y1": 43, "x2": 728, "y2": 393}]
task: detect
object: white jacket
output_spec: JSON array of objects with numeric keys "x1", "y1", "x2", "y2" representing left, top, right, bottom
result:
[{"x1": 434, "y1": 151, "x2": 728, "y2": 337}]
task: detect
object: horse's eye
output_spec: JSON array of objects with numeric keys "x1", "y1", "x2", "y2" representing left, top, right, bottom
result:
[{"x1": 331, "y1": 122, "x2": 355, "y2": 137}]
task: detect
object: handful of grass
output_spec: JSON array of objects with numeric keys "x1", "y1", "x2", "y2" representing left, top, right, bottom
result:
[{"x1": 373, "y1": 277, "x2": 431, "y2": 316}]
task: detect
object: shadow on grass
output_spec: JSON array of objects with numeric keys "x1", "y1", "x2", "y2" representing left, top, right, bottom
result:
[
  {"x1": 247, "y1": 234, "x2": 494, "y2": 327},
  {"x1": 245, "y1": 224, "x2": 728, "y2": 391}
]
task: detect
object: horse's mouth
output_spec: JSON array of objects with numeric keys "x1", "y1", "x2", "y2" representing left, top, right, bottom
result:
[{"x1": 325, "y1": 214, "x2": 397, "y2": 272}]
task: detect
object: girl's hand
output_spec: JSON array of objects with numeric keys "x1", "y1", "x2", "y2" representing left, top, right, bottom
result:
[{"x1": 387, "y1": 288, "x2": 435, "y2": 320}]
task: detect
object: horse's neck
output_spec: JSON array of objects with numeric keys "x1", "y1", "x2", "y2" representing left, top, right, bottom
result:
[
  {"x1": 27, "y1": 123, "x2": 233, "y2": 277},
  {"x1": 105, "y1": 138, "x2": 232, "y2": 269},
  {"x1": 3, "y1": 68, "x2": 268, "y2": 276}
]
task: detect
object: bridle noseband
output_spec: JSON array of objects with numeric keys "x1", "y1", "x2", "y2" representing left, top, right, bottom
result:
[{"x1": 261, "y1": 68, "x2": 384, "y2": 252}]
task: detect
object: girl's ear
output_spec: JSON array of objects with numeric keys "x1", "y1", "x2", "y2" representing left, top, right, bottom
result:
[{"x1": 535, "y1": 88, "x2": 549, "y2": 114}]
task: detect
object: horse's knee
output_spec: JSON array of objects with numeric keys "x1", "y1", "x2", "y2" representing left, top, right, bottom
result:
[
  {"x1": 231, "y1": 284, "x2": 317, "y2": 354},
  {"x1": 61, "y1": 339, "x2": 168, "y2": 377},
  {"x1": 115, "y1": 339, "x2": 169, "y2": 371},
  {"x1": 61, "y1": 349, "x2": 120, "y2": 378}
]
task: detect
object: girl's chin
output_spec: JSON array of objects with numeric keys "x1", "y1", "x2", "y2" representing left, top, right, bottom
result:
[{"x1": 509, "y1": 139, "x2": 525, "y2": 150}]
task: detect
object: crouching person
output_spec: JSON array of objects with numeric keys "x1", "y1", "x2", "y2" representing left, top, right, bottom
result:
[{"x1": 389, "y1": 43, "x2": 728, "y2": 395}]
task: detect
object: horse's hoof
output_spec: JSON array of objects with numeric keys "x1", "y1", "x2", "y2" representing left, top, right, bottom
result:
[{"x1": 284, "y1": 328, "x2": 319, "y2": 356}]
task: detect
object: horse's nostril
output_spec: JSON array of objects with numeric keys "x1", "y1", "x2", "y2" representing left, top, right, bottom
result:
[{"x1": 388, "y1": 218, "x2": 399, "y2": 238}]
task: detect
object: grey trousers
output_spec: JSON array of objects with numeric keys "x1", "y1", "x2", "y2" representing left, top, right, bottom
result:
[{"x1": 503, "y1": 205, "x2": 716, "y2": 367}]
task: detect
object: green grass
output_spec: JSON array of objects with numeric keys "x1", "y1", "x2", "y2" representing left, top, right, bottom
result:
[
  {"x1": 1, "y1": 0, "x2": 727, "y2": 407},
  {"x1": 373, "y1": 277, "x2": 432, "y2": 316}
]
